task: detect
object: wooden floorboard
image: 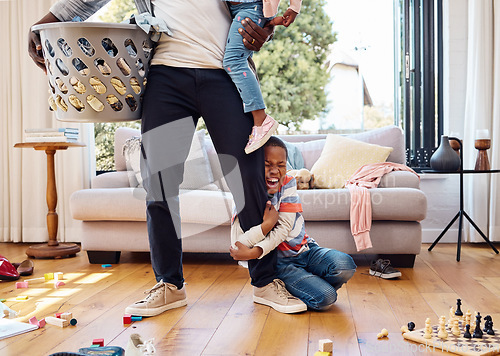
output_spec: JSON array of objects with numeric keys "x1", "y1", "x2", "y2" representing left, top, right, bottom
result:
[{"x1": 1, "y1": 242, "x2": 500, "y2": 355}]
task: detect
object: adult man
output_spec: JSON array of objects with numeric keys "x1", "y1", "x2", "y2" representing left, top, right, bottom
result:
[{"x1": 28, "y1": 0, "x2": 307, "y2": 316}]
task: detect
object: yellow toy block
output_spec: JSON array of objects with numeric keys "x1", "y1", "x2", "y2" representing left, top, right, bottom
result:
[
  {"x1": 319, "y1": 339, "x2": 333, "y2": 353},
  {"x1": 314, "y1": 352, "x2": 331, "y2": 356},
  {"x1": 16, "y1": 296, "x2": 28, "y2": 300},
  {"x1": 44, "y1": 273, "x2": 54, "y2": 281}
]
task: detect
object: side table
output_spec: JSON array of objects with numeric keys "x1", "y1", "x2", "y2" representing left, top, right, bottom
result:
[
  {"x1": 14, "y1": 142, "x2": 85, "y2": 258},
  {"x1": 421, "y1": 137, "x2": 500, "y2": 261}
]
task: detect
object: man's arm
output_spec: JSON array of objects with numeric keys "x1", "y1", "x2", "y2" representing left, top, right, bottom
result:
[{"x1": 240, "y1": 19, "x2": 274, "y2": 52}]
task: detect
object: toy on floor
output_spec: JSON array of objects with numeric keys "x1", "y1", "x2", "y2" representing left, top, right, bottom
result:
[{"x1": 377, "y1": 328, "x2": 389, "y2": 339}]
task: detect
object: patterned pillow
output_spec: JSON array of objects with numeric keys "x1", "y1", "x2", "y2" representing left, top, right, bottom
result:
[{"x1": 310, "y1": 134, "x2": 393, "y2": 189}]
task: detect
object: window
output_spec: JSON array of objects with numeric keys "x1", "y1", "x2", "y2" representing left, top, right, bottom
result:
[{"x1": 396, "y1": 0, "x2": 443, "y2": 169}]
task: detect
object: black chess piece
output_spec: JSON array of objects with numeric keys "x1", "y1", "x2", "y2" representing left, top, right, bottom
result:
[
  {"x1": 464, "y1": 324, "x2": 472, "y2": 339},
  {"x1": 455, "y1": 298, "x2": 463, "y2": 316},
  {"x1": 408, "y1": 322, "x2": 415, "y2": 331},
  {"x1": 484, "y1": 315, "x2": 492, "y2": 333},
  {"x1": 473, "y1": 313, "x2": 483, "y2": 338}
]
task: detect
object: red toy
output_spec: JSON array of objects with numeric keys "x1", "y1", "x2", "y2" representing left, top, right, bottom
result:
[
  {"x1": 123, "y1": 314, "x2": 132, "y2": 324},
  {"x1": 0, "y1": 255, "x2": 20, "y2": 281},
  {"x1": 92, "y1": 338, "x2": 104, "y2": 347}
]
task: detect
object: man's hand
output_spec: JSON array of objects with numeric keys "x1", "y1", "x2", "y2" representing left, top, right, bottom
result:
[
  {"x1": 28, "y1": 12, "x2": 60, "y2": 73},
  {"x1": 261, "y1": 201, "x2": 279, "y2": 236},
  {"x1": 230, "y1": 241, "x2": 263, "y2": 260},
  {"x1": 239, "y1": 18, "x2": 274, "y2": 51}
]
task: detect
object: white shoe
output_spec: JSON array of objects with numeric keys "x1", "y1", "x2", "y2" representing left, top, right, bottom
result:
[
  {"x1": 126, "y1": 333, "x2": 156, "y2": 356},
  {"x1": 125, "y1": 280, "x2": 187, "y2": 317},
  {"x1": 253, "y1": 279, "x2": 307, "y2": 313}
]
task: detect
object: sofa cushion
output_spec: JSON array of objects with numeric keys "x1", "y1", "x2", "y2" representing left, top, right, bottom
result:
[
  {"x1": 311, "y1": 135, "x2": 393, "y2": 189},
  {"x1": 298, "y1": 188, "x2": 427, "y2": 221}
]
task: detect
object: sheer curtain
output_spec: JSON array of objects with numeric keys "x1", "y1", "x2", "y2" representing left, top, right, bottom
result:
[
  {"x1": 463, "y1": 0, "x2": 500, "y2": 242},
  {"x1": 0, "y1": 0, "x2": 94, "y2": 243}
]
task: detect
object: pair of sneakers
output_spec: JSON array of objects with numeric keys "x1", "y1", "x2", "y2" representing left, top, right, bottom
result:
[
  {"x1": 125, "y1": 278, "x2": 306, "y2": 317},
  {"x1": 244, "y1": 115, "x2": 279, "y2": 154}
]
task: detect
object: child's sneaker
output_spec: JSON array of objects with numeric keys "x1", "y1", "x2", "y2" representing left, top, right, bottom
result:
[
  {"x1": 369, "y1": 259, "x2": 402, "y2": 279},
  {"x1": 244, "y1": 115, "x2": 279, "y2": 154}
]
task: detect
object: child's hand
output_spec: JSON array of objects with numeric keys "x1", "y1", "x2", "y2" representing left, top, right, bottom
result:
[
  {"x1": 230, "y1": 241, "x2": 263, "y2": 260},
  {"x1": 269, "y1": 8, "x2": 298, "y2": 27},
  {"x1": 261, "y1": 201, "x2": 279, "y2": 235}
]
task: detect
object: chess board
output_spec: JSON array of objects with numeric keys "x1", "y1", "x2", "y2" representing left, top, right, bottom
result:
[{"x1": 403, "y1": 321, "x2": 500, "y2": 356}]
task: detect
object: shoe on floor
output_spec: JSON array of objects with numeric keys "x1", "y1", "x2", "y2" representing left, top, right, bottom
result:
[
  {"x1": 15, "y1": 259, "x2": 34, "y2": 276},
  {"x1": 244, "y1": 115, "x2": 279, "y2": 154},
  {"x1": 253, "y1": 279, "x2": 307, "y2": 313},
  {"x1": 369, "y1": 259, "x2": 402, "y2": 279},
  {"x1": 0, "y1": 256, "x2": 20, "y2": 281},
  {"x1": 126, "y1": 333, "x2": 156, "y2": 356},
  {"x1": 125, "y1": 280, "x2": 187, "y2": 317}
]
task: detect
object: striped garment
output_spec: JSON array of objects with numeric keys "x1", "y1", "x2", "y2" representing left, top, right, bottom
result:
[{"x1": 231, "y1": 175, "x2": 313, "y2": 258}]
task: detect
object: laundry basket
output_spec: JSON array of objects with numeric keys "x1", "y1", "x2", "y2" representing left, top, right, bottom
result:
[{"x1": 32, "y1": 22, "x2": 154, "y2": 122}]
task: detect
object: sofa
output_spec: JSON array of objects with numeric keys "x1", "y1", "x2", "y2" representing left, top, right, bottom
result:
[{"x1": 70, "y1": 125, "x2": 427, "y2": 267}]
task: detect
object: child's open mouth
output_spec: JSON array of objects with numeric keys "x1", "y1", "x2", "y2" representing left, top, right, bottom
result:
[{"x1": 266, "y1": 177, "x2": 280, "y2": 190}]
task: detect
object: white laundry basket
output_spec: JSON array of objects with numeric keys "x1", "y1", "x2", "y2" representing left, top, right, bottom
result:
[{"x1": 32, "y1": 22, "x2": 154, "y2": 122}]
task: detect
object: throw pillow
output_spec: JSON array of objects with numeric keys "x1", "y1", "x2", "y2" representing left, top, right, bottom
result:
[
  {"x1": 310, "y1": 134, "x2": 393, "y2": 189},
  {"x1": 122, "y1": 129, "x2": 215, "y2": 189},
  {"x1": 283, "y1": 141, "x2": 305, "y2": 170}
]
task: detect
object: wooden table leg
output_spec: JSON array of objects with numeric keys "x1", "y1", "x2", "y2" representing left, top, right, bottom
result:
[{"x1": 25, "y1": 149, "x2": 80, "y2": 258}]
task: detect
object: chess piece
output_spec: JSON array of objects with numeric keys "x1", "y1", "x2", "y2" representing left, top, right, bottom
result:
[
  {"x1": 448, "y1": 307, "x2": 456, "y2": 327},
  {"x1": 464, "y1": 324, "x2": 472, "y2": 339},
  {"x1": 408, "y1": 322, "x2": 415, "y2": 331},
  {"x1": 473, "y1": 313, "x2": 483, "y2": 338},
  {"x1": 424, "y1": 318, "x2": 433, "y2": 339},
  {"x1": 455, "y1": 299, "x2": 463, "y2": 316},
  {"x1": 484, "y1": 316, "x2": 495, "y2": 336},
  {"x1": 452, "y1": 318, "x2": 461, "y2": 336},
  {"x1": 471, "y1": 311, "x2": 477, "y2": 331},
  {"x1": 438, "y1": 317, "x2": 448, "y2": 339},
  {"x1": 465, "y1": 310, "x2": 472, "y2": 332}
]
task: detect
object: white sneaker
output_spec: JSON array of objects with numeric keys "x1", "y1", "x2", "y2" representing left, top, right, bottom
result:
[
  {"x1": 125, "y1": 280, "x2": 187, "y2": 317},
  {"x1": 126, "y1": 333, "x2": 156, "y2": 356},
  {"x1": 253, "y1": 279, "x2": 307, "y2": 313}
]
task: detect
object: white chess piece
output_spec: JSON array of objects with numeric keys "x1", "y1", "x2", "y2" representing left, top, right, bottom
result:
[
  {"x1": 424, "y1": 318, "x2": 433, "y2": 339},
  {"x1": 438, "y1": 316, "x2": 448, "y2": 339}
]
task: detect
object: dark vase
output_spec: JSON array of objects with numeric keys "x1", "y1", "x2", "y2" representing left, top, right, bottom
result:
[{"x1": 430, "y1": 135, "x2": 461, "y2": 171}]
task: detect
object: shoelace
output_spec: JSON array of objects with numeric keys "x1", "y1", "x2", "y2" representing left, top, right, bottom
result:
[
  {"x1": 139, "y1": 338, "x2": 156, "y2": 355},
  {"x1": 379, "y1": 259, "x2": 393, "y2": 273},
  {"x1": 143, "y1": 283, "x2": 164, "y2": 301},
  {"x1": 273, "y1": 279, "x2": 294, "y2": 299}
]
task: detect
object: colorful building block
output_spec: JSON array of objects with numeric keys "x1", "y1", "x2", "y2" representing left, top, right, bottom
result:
[
  {"x1": 0, "y1": 299, "x2": 6, "y2": 303},
  {"x1": 131, "y1": 316, "x2": 142, "y2": 322},
  {"x1": 55, "y1": 281, "x2": 66, "y2": 288},
  {"x1": 44, "y1": 273, "x2": 54, "y2": 281},
  {"x1": 16, "y1": 281, "x2": 29, "y2": 289},
  {"x1": 54, "y1": 272, "x2": 64, "y2": 281},
  {"x1": 45, "y1": 316, "x2": 69, "y2": 327},
  {"x1": 314, "y1": 352, "x2": 331, "y2": 356},
  {"x1": 61, "y1": 312, "x2": 73, "y2": 321},
  {"x1": 15, "y1": 296, "x2": 28, "y2": 300},
  {"x1": 101, "y1": 264, "x2": 112, "y2": 268},
  {"x1": 92, "y1": 338, "x2": 104, "y2": 347},
  {"x1": 55, "y1": 312, "x2": 63, "y2": 318},
  {"x1": 29, "y1": 316, "x2": 38, "y2": 326},
  {"x1": 319, "y1": 339, "x2": 333, "y2": 353},
  {"x1": 123, "y1": 314, "x2": 132, "y2": 324},
  {"x1": 38, "y1": 318, "x2": 46, "y2": 328}
]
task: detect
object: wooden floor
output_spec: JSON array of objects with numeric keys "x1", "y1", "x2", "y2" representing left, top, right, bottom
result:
[{"x1": 1, "y1": 242, "x2": 500, "y2": 356}]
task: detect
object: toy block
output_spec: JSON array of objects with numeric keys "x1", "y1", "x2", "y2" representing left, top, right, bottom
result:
[
  {"x1": 319, "y1": 339, "x2": 333, "y2": 353},
  {"x1": 90, "y1": 344, "x2": 100, "y2": 348},
  {"x1": 70, "y1": 318, "x2": 77, "y2": 326},
  {"x1": 44, "y1": 273, "x2": 54, "y2": 281},
  {"x1": 56, "y1": 312, "x2": 63, "y2": 318},
  {"x1": 131, "y1": 316, "x2": 142, "y2": 322},
  {"x1": 55, "y1": 281, "x2": 65, "y2": 288},
  {"x1": 29, "y1": 316, "x2": 38, "y2": 326},
  {"x1": 54, "y1": 272, "x2": 64, "y2": 281},
  {"x1": 101, "y1": 264, "x2": 112, "y2": 268},
  {"x1": 15, "y1": 296, "x2": 28, "y2": 300},
  {"x1": 314, "y1": 352, "x2": 331, "y2": 356},
  {"x1": 123, "y1": 314, "x2": 132, "y2": 324},
  {"x1": 45, "y1": 316, "x2": 69, "y2": 327},
  {"x1": 38, "y1": 318, "x2": 46, "y2": 328},
  {"x1": 0, "y1": 299, "x2": 6, "y2": 303},
  {"x1": 92, "y1": 338, "x2": 104, "y2": 347},
  {"x1": 61, "y1": 312, "x2": 73, "y2": 321},
  {"x1": 16, "y1": 281, "x2": 29, "y2": 289}
]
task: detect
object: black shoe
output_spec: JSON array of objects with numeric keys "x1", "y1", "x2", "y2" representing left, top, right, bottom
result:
[{"x1": 369, "y1": 259, "x2": 402, "y2": 279}]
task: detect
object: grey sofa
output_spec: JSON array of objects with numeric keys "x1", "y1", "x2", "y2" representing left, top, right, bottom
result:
[{"x1": 70, "y1": 125, "x2": 427, "y2": 266}]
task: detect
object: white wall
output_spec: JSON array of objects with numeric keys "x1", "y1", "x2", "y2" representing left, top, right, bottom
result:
[{"x1": 419, "y1": 0, "x2": 468, "y2": 243}]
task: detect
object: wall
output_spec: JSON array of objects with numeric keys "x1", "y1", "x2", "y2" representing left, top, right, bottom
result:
[{"x1": 419, "y1": 0, "x2": 468, "y2": 243}]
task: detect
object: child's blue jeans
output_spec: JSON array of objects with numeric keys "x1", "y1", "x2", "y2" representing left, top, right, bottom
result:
[
  {"x1": 224, "y1": 1, "x2": 270, "y2": 113},
  {"x1": 276, "y1": 243, "x2": 357, "y2": 310}
]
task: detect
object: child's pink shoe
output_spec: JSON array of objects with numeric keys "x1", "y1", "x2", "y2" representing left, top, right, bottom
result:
[{"x1": 245, "y1": 115, "x2": 279, "y2": 154}]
